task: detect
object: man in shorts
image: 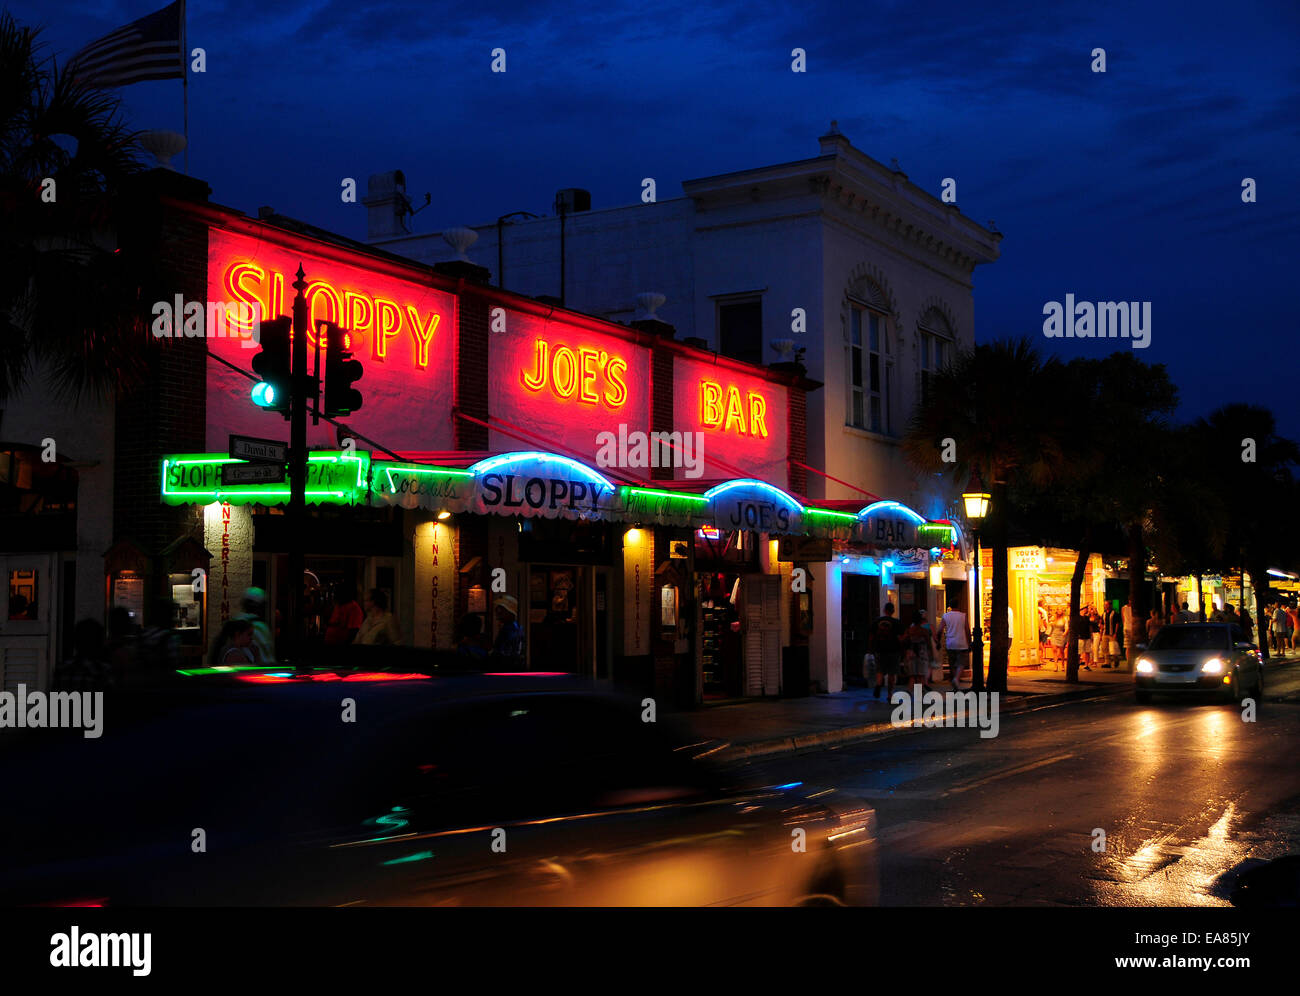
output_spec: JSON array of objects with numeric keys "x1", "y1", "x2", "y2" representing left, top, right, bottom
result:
[
  {"x1": 870, "y1": 602, "x2": 906, "y2": 699},
  {"x1": 934, "y1": 597, "x2": 971, "y2": 691}
]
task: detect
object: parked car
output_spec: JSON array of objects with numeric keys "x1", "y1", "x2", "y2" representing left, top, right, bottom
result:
[
  {"x1": 1134, "y1": 624, "x2": 1264, "y2": 704},
  {"x1": 1, "y1": 672, "x2": 877, "y2": 907}
]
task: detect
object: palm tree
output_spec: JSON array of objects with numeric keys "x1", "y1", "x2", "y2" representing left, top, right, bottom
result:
[
  {"x1": 0, "y1": 11, "x2": 156, "y2": 404},
  {"x1": 1189, "y1": 405, "x2": 1300, "y2": 655},
  {"x1": 904, "y1": 338, "x2": 1071, "y2": 692}
]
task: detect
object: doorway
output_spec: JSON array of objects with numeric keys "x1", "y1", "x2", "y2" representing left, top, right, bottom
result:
[
  {"x1": 1, "y1": 553, "x2": 56, "y2": 692},
  {"x1": 527, "y1": 564, "x2": 585, "y2": 673},
  {"x1": 841, "y1": 573, "x2": 879, "y2": 685}
]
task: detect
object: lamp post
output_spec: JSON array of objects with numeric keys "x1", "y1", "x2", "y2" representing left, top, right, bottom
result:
[{"x1": 962, "y1": 478, "x2": 991, "y2": 691}]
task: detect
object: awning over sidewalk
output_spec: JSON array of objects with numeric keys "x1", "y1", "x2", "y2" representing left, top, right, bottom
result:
[{"x1": 159, "y1": 448, "x2": 956, "y2": 552}]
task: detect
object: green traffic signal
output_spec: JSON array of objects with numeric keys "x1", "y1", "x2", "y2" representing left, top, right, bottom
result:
[{"x1": 251, "y1": 381, "x2": 276, "y2": 407}]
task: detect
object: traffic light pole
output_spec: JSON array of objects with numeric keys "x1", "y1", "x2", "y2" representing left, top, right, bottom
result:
[{"x1": 287, "y1": 264, "x2": 309, "y2": 668}]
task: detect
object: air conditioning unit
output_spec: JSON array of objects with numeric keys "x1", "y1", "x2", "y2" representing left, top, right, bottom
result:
[{"x1": 554, "y1": 188, "x2": 591, "y2": 213}]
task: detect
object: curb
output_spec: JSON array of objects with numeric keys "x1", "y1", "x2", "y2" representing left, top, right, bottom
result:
[{"x1": 705, "y1": 681, "x2": 1134, "y2": 762}]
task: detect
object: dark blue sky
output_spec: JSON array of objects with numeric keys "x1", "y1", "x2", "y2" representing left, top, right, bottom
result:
[{"x1": 20, "y1": 0, "x2": 1300, "y2": 439}]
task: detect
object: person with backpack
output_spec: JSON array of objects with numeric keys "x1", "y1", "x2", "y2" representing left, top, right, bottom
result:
[{"x1": 870, "y1": 602, "x2": 906, "y2": 699}]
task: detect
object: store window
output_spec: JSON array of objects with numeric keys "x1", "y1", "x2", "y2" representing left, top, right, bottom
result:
[
  {"x1": 846, "y1": 304, "x2": 890, "y2": 434},
  {"x1": 918, "y1": 308, "x2": 955, "y2": 408},
  {"x1": 717, "y1": 297, "x2": 763, "y2": 366},
  {"x1": 8, "y1": 568, "x2": 38, "y2": 620}
]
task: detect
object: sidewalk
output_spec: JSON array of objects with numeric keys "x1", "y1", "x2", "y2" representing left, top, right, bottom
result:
[{"x1": 681, "y1": 655, "x2": 1297, "y2": 762}]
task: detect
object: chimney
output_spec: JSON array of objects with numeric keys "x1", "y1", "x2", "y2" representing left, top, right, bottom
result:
[{"x1": 363, "y1": 170, "x2": 411, "y2": 239}]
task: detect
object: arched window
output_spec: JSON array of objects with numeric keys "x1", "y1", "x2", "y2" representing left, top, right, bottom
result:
[
  {"x1": 917, "y1": 307, "x2": 954, "y2": 408},
  {"x1": 844, "y1": 278, "x2": 892, "y2": 434}
]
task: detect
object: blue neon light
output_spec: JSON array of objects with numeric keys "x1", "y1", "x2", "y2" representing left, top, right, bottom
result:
[
  {"x1": 857, "y1": 500, "x2": 926, "y2": 524},
  {"x1": 703, "y1": 479, "x2": 801, "y2": 510},
  {"x1": 468, "y1": 451, "x2": 613, "y2": 488}
]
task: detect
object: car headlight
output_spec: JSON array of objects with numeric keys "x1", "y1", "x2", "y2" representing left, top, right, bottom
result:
[
  {"x1": 1201, "y1": 657, "x2": 1224, "y2": 674},
  {"x1": 1136, "y1": 659, "x2": 1155, "y2": 673}
]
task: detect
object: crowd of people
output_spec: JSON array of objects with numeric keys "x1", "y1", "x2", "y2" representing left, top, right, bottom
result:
[
  {"x1": 863, "y1": 587, "x2": 1296, "y2": 695},
  {"x1": 867, "y1": 598, "x2": 972, "y2": 697}
]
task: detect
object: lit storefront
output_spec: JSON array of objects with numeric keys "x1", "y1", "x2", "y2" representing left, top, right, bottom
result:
[
  {"x1": 978, "y1": 545, "x2": 1110, "y2": 668},
  {"x1": 144, "y1": 194, "x2": 963, "y2": 703}
]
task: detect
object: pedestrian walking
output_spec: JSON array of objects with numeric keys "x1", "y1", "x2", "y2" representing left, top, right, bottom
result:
[
  {"x1": 456, "y1": 613, "x2": 489, "y2": 660},
  {"x1": 1048, "y1": 609, "x2": 1068, "y2": 670},
  {"x1": 209, "y1": 618, "x2": 256, "y2": 668},
  {"x1": 870, "y1": 602, "x2": 906, "y2": 699},
  {"x1": 1286, "y1": 604, "x2": 1299, "y2": 653},
  {"x1": 903, "y1": 610, "x2": 933, "y2": 690},
  {"x1": 237, "y1": 587, "x2": 276, "y2": 664},
  {"x1": 1146, "y1": 608, "x2": 1163, "y2": 644},
  {"x1": 356, "y1": 588, "x2": 403, "y2": 646},
  {"x1": 934, "y1": 598, "x2": 971, "y2": 690},
  {"x1": 1074, "y1": 605, "x2": 1094, "y2": 670},
  {"x1": 1270, "y1": 602, "x2": 1287, "y2": 655},
  {"x1": 491, "y1": 595, "x2": 525, "y2": 669},
  {"x1": 324, "y1": 585, "x2": 364, "y2": 645}
]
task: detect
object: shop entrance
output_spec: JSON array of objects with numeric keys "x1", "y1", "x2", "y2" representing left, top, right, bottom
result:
[
  {"x1": 897, "y1": 577, "x2": 928, "y2": 626},
  {"x1": 699, "y1": 572, "x2": 742, "y2": 699},
  {"x1": 1, "y1": 553, "x2": 55, "y2": 692},
  {"x1": 274, "y1": 554, "x2": 365, "y2": 650},
  {"x1": 527, "y1": 564, "x2": 588, "y2": 673},
  {"x1": 841, "y1": 573, "x2": 879, "y2": 685}
]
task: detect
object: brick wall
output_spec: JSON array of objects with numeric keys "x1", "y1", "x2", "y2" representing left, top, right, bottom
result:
[
  {"x1": 787, "y1": 385, "x2": 807, "y2": 497},
  {"x1": 455, "y1": 291, "x2": 490, "y2": 450},
  {"x1": 111, "y1": 172, "x2": 211, "y2": 615}
]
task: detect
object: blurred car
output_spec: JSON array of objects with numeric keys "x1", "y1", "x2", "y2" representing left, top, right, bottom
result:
[
  {"x1": 0, "y1": 672, "x2": 877, "y2": 907},
  {"x1": 1134, "y1": 624, "x2": 1264, "y2": 704}
]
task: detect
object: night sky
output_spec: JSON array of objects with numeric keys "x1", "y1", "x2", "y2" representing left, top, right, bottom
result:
[{"x1": 20, "y1": 0, "x2": 1300, "y2": 440}]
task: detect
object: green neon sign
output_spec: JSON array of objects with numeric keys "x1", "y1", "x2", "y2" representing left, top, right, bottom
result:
[{"x1": 161, "y1": 450, "x2": 370, "y2": 506}]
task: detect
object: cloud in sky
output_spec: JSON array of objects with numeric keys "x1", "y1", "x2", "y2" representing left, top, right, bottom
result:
[{"x1": 16, "y1": 0, "x2": 1300, "y2": 437}]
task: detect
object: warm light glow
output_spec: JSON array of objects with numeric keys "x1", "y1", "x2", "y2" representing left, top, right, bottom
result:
[
  {"x1": 698, "y1": 380, "x2": 770, "y2": 437},
  {"x1": 217, "y1": 257, "x2": 444, "y2": 370},
  {"x1": 520, "y1": 339, "x2": 628, "y2": 410},
  {"x1": 625, "y1": 527, "x2": 644, "y2": 544},
  {"x1": 437, "y1": 510, "x2": 451, "y2": 520},
  {"x1": 962, "y1": 491, "x2": 991, "y2": 521}
]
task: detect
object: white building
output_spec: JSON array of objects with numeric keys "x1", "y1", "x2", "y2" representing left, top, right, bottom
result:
[{"x1": 367, "y1": 125, "x2": 1001, "y2": 692}]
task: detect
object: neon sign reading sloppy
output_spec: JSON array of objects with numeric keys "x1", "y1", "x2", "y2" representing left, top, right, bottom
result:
[
  {"x1": 520, "y1": 339, "x2": 628, "y2": 410},
  {"x1": 221, "y1": 260, "x2": 442, "y2": 369},
  {"x1": 699, "y1": 381, "x2": 769, "y2": 437}
]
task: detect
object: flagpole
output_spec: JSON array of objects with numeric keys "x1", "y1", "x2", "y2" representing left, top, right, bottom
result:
[{"x1": 181, "y1": 0, "x2": 189, "y2": 174}]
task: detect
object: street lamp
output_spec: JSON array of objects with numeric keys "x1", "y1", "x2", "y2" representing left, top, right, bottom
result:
[{"x1": 962, "y1": 476, "x2": 991, "y2": 690}]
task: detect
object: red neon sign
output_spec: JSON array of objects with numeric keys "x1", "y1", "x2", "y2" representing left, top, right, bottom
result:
[
  {"x1": 219, "y1": 256, "x2": 443, "y2": 369},
  {"x1": 520, "y1": 339, "x2": 628, "y2": 409},
  {"x1": 206, "y1": 227, "x2": 457, "y2": 453},
  {"x1": 699, "y1": 380, "x2": 769, "y2": 437}
]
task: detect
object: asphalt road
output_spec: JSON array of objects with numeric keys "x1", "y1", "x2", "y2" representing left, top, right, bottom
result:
[{"x1": 736, "y1": 660, "x2": 1300, "y2": 906}]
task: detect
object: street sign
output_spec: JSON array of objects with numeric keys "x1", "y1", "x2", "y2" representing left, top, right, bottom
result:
[
  {"x1": 229, "y1": 434, "x2": 289, "y2": 463},
  {"x1": 221, "y1": 461, "x2": 286, "y2": 485}
]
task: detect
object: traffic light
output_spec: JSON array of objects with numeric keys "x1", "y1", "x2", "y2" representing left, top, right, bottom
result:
[
  {"x1": 321, "y1": 321, "x2": 363, "y2": 416},
  {"x1": 250, "y1": 316, "x2": 292, "y2": 414}
]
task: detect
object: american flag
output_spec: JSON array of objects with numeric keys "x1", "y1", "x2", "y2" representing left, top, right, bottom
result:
[{"x1": 67, "y1": 1, "x2": 184, "y2": 88}]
